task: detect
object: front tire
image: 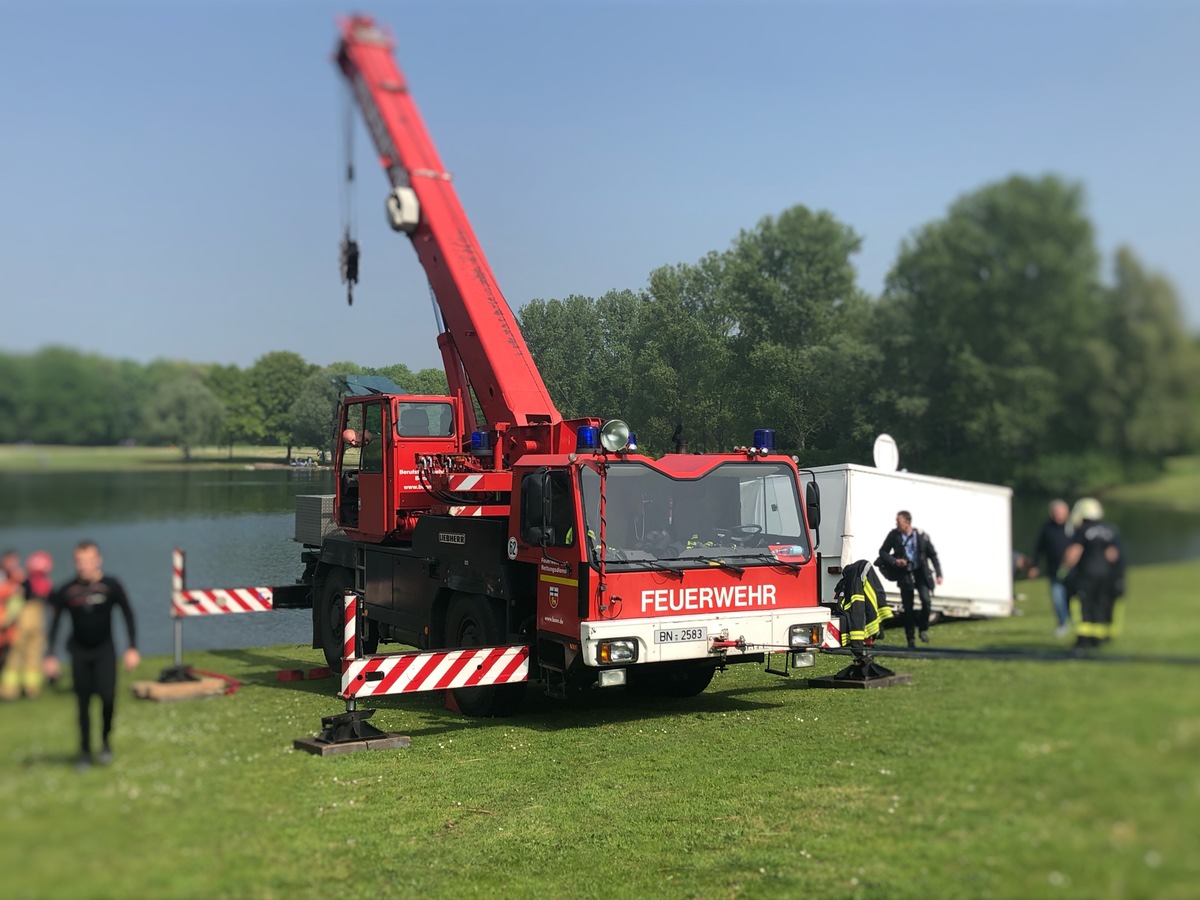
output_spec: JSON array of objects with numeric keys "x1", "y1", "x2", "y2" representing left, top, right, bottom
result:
[
  {"x1": 445, "y1": 592, "x2": 526, "y2": 717},
  {"x1": 315, "y1": 567, "x2": 354, "y2": 672}
]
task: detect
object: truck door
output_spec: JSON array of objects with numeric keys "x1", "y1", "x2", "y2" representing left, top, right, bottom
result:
[{"x1": 356, "y1": 401, "x2": 389, "y2": 537}]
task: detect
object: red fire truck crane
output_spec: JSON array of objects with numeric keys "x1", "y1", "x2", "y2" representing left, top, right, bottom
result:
[{"x1": 215, "y1": 14, "x2": 831, "y2": 717}]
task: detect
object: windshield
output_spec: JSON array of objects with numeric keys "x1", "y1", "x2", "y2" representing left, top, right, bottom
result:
[
  {"x1": 396, "y1": 401, "x2": 453, "y2": 437},
  {"x1": 579, "y1": 461, "x2": 811, "y2": 567}
]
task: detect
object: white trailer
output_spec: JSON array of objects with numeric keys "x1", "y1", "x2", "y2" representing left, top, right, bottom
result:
[{"x1": 805, "y1": 463, "x2": 1013, "y2": 620}]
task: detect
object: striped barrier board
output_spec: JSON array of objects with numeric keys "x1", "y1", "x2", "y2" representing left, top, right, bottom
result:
[
  {"x1": 170, "y1": 549, "x2": 274, "y2": 618},
  {"x1": 340, "y1": 590, "x2": 530, "y2": 700},
  {"x1": 341, "y1": 645, "x2": 531, "y2": 699},
  {"x1": 172, "y1": 587, "x2": 274, "y2": 617}
]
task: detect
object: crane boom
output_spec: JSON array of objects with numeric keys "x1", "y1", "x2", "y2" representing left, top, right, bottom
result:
[{"x1": 335, "y1": 14, "x2": 560, "y2": 429}]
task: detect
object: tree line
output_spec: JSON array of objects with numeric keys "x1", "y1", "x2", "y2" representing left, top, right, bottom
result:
[
  {"x1": 2, "y1": 173, "x2": 1196, "y2": 490},
  {"x1": 0, "y1": 349, "x2": 446, "y2": 462},
  {"x1": 517, "y1": 175, "x2": 1200, "y2": 491}
]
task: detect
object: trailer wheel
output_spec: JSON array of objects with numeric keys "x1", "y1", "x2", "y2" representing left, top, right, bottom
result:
[
  {"x1": 630, "y1": 663, "x2": 716, "y2": 698},
  {"x1": 316, "y1": 567, "x2": 355, "y2": 672},
  {"x1": 445, "y1": 593, "x2": 526, "y2": 717}
]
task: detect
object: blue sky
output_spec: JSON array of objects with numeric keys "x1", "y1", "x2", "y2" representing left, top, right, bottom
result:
[{"x1": 2, "y1": 0, "x2": 1197, "y2": 372}]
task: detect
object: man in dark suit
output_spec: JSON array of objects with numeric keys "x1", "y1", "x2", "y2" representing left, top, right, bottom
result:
[{"x1": 879, "y1": 510, "x2": 943, "y2": 648}]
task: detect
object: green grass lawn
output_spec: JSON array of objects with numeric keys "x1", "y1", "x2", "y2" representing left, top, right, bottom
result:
[
  {"x1": 2, "y1": 561, "x2": 1198, "y2": 898},
  {"x1": 0, "y1": 444, "x2": 324, "y2": 472},
  {"x1": 1102, "y1": 455, "x2": 1200, "y2": 513}
]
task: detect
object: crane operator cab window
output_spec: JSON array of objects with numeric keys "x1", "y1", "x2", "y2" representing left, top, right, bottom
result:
[
  {"x1": 397, "y1": 401, "x2": 454, "y2": 438},
  {"x1": 339, "y1": 403, "x2": 383, "y2": 527}
]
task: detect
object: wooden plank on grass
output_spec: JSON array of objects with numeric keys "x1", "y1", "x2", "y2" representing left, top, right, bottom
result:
[{"x1": 131, "y1": 678, "x2": 228, "y2": 702}]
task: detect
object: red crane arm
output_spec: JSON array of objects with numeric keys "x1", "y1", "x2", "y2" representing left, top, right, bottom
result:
[{"x1": 335, "y1": 15, "x2": 561, "y2": 429}]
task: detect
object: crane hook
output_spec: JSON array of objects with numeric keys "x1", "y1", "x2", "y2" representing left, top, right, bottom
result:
[{"x1": 339, "y1": 232, "x2": 360, "y2": 306}]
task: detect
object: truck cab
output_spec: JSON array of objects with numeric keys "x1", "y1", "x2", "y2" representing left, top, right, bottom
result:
[{"x1": 511, "y1": 446, "x2": 825, "y2": 696}]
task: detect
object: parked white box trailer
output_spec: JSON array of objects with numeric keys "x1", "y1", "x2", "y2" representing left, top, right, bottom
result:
[{"x1": 804, "y1": 464, "x2": 1014, "y2": 619}]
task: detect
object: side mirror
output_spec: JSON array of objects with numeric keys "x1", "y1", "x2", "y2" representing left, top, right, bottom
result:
[{"x1": 805, "y1": 481, "x2": 822, "y2": 530}]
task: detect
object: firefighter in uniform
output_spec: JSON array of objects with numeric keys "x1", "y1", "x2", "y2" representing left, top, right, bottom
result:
[
  {"x1": 833, "y1": 559, "x2": 893, "y2": 658},
  {"x1": 1059, "y1": 498, "x2": 1124, "y2": 650},
  {"x1": 0, "y1": 551, "x2": 53, "y2": 699}
]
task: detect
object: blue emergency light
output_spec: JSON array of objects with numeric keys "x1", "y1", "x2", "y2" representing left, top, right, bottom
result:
[
  {"x1": 753, "y1": 429, "x2": 776, "y2": 452},
  {"x1": 575, "y1": 425, "x2": 599, "y2": 453},
  {"x1": 470, "y1": 430, "x2": 492, "y2": 457},
  {"x1": 627, "y1": 431, "x2": 638, "y2": 451}
]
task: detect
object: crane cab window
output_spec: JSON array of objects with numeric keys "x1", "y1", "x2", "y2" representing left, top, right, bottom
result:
[
  {"x1": 341, "y1": 406, "x2": 365, "y2": 470},
  {"x1": 397, "y1": 401, "x2": 454, "y2": 438},
  {"x1": 360, "y1": 403, "x2": 384, "y2": 473},
  {"x1": 340, "y1": 403, "x2": 384, "y2": 473}
]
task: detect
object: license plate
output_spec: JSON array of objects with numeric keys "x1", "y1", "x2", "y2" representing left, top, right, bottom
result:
[{"x1": 654, "y1": 626, "x2": 708, "y2": 644}]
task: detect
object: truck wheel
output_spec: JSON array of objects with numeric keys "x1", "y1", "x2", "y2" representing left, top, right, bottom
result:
[
  {"x1": 316, "y1": 567, "x2": 355, "y2": 672},
  {"x1": 445, "y1": 593, "x2": 526, "y2": 717},
  {"x1": 630, "y1": 663, "x2": 716, "y2": 698}
]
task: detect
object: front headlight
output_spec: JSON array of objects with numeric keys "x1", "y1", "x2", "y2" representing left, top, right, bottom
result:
[
  {"x1": 789, "y1": 624, "x2": 813, "y2": 648},
  {"x1": 598, "y1": 639, "x2": 638, "y2": 664}
]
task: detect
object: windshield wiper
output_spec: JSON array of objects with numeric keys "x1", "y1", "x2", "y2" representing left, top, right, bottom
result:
[
  {"x1": 656, "y1": 556, "x2": 745, "y2": 575},
  {"x1": 608, "y1": 557, "x2": 684, "y2": 578},
  {"x1": 739, "y1": 552, "x2": 803, "y2": 571}
]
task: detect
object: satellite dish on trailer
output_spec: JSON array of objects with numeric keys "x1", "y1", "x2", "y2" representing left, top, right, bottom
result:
[{"x1": 873, "y1": 434, "x2": 899, "y2": 472}]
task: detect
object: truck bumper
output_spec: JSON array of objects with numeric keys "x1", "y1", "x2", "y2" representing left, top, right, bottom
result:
[{"x1": 578, "y1": 607, "x2": 830, "y2": 667}]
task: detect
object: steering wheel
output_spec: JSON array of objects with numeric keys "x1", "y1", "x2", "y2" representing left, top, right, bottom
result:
[{"x1": 712, "y1": 523, "x2": 763, "y2": 545}]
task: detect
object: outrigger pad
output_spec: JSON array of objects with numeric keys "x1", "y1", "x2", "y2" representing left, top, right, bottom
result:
[
  {"x1": 293, "y1": 708, "x2": 412, "y2": 756},
  {"x1": 157, "y1": 665, "x2": 199, "y2": 684},
  {"x1": 809, "y1": 654, "x2": 913, "y2": 690}
]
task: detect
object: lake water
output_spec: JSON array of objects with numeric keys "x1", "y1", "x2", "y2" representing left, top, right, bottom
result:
[
  {"x1": 0, "y1": 469, "x2": 334, "y2": 656},
  {"x1": 1, "y1": 469, "x2": 1196, "y2": 655}
]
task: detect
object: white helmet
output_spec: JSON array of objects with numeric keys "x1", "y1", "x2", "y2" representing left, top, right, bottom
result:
[{"x1": 1071, "y1": 497, "x2": 1103, "y2": 527}]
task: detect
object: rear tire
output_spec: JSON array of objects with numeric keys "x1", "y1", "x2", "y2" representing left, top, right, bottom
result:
[
  {"x1": 445, "y1": 593, "x2": 526, "y2": 717},
  {"x1": 316, "y1": 567, "x2": 354, "y2": 672}
]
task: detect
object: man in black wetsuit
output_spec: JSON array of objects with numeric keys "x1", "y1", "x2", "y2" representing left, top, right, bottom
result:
[{"x1": 43, "y1": 541, "x2": 139, "y2": 769}]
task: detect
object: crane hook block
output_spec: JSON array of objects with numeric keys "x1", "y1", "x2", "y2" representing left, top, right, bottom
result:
[
  {"x1": 340, "y1": 237, "x2": 360, "y2": 307},
  {"x1": 385, "y1": 186, "x2": 420, "y2": 233}
]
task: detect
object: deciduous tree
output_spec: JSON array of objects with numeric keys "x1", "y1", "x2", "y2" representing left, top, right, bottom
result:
[{"x1": 142, "y1": 376, "x2": 225, "y2": 460}]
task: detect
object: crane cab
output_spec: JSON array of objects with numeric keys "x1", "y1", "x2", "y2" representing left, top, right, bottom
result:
[{"x1": 334, "y1": 393, "x2": 465, "y2": 542}]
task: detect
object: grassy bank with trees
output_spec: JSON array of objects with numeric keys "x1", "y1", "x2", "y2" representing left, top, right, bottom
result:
[
  {"x1": 518, "y1": 175, "x2": 1200, "y2": 494},
  {"x1": 1100, "y1": 454, "x2": 1200, "y2": 514},
  {"x1": 4, "y1": 173, "x2": 1197, "y2": 493},
  {"x1": 0, "y1": 443, "x2": 325, "y2": 473},
  {"x1": 2, "y1": 559, "x2": 1197, "y2": 898}
]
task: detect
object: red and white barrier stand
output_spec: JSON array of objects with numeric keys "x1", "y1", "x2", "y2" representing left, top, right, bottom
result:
[
  {"x1": 296, "y1": 591, "x2": 531, "y2": 754},
  {"x1": 293, "y1": 590, "x2": 413, "y2": 756},
  {"x1": 159, "y1": 549, "x2": 276, "y2": 683},
  {"x1": 338, "y1": 585, "x2": 529, "y2": 703}
]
